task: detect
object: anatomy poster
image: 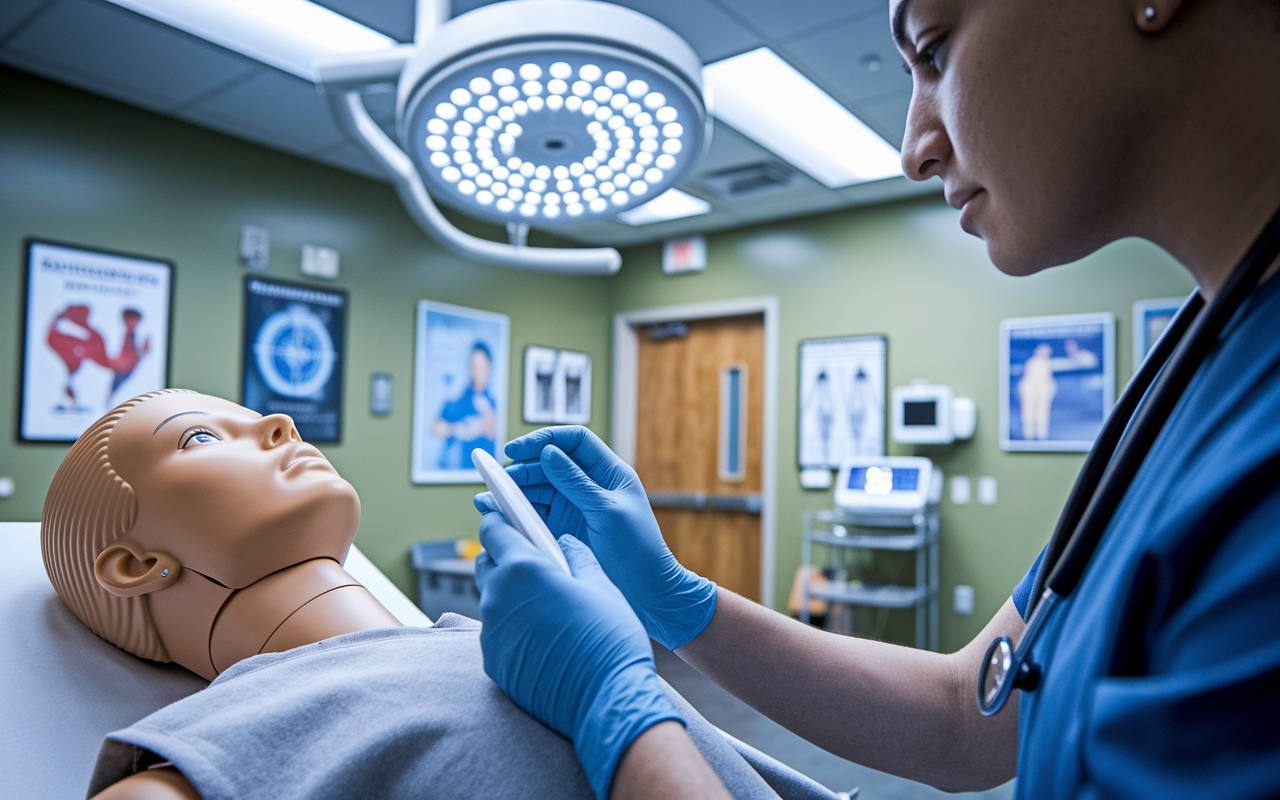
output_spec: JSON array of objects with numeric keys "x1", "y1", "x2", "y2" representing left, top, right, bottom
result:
[
  {"x1": 523, "y1": 346, "x2": 592, "y2": 425},
  {"x1": 411, "y1": 300, "x2": 509, "y2": 484},
  {"x1": 798, "y1": 335, "x2": 886, "y2": 468},
  {"x1": 242, "y1": 277, "x2": 346, "y2": 442},
  {"x1": 20, "y1": 240, "x2": 172, "y2": 441},
  {"x1": 1000, "y1": 313, "x2": 1115, "y2": 452}
]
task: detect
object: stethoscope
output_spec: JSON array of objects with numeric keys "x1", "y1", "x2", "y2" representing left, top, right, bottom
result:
[{"x1": 977, "y1": 203, "x2": 1280, "y2": 716}]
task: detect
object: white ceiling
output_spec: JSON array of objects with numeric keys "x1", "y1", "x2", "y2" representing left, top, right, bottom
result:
[{"x1": 0, "y1": 0, "x2": 940, "y2": 248}]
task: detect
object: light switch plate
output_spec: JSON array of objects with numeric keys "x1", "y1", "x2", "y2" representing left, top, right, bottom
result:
[
  {"x1": 301, "y1": 244, "x2": 340, "y2": 279},
  {"x1": 978, "y1": 476, "x2": 998, "y2": 505},
  {"x1": 950, "y1": 475, "x2": 971, "y2": 505}
]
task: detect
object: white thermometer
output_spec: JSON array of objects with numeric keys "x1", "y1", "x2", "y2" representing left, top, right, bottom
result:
[{"x1": 472, "y1": 448, "x2": 572, "y2": 574}]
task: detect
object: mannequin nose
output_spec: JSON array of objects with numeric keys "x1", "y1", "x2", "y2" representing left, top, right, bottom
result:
[{"x1": 258, "y1": 414, "x2": 300, "y2": 447}]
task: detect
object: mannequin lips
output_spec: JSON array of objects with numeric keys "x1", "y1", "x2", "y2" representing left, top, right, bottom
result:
[{"x1": 283, "y1": 444, "x2": 334, "y2": 475}]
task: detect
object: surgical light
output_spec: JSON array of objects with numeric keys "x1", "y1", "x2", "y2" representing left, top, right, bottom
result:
[
  {"x1": 702, "y1": 47, "x2": 902, "y2": 188},
  {"x1": 319, "y1": 0, "x2": 709, "y2": 273}
]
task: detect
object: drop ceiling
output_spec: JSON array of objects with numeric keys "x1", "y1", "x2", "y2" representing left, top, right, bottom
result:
[{"x1": 0, "y1": 0, "x2": 940, "y2": 248}]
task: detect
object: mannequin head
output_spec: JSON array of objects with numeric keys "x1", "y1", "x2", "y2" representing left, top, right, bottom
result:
[{"x1": 42, "y1": 390, "x2": 361, "y2": 663}]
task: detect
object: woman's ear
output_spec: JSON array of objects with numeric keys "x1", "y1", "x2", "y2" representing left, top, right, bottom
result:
[
  {"x1": 1134, "y1": 0, "x2": 1185, "y2": 32},
  {"x1": 94, "y1": 540, "x2": 181, "y2": 597}
]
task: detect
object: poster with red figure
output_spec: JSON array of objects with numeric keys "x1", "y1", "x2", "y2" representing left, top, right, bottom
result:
[{"x1": 20, "y1": 240, "x2": 172, "y2": 441}]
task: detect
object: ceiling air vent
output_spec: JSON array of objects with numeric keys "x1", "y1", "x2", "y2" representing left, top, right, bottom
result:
[{"x1": 700, "y1": 161, "x2": 796, "y2": 198}]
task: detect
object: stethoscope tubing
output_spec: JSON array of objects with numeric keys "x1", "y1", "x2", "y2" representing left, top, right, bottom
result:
[
  {"x1": 980, "y1": 201, "x2": 1280, "y2": 716},
  {"x1": 1031, "y1": 203, "x2": 1280, "y2": 612}
]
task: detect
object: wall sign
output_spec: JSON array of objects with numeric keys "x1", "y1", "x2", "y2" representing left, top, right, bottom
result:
[
  {"x1": 242, "y1": 277, "x2": 346, "y2": 442},
  {"x1": 522, "y1": 346, "x2": 592, "y2": 425},
  {"x1": 19, "y1": 239, "x2": 173, "y2": 441}
]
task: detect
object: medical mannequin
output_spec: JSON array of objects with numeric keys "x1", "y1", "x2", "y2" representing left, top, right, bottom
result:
[
  {"x1": 43, "y1": 389, "x2": 774, "y2": 800},
  {"x1": 473, "y1": 1, "x2": 1280, "y2": 798}
]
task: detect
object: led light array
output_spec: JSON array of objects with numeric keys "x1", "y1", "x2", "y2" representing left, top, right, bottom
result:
[{"x1": 420, "y1": 60, "x2": 691, "y2": 222}]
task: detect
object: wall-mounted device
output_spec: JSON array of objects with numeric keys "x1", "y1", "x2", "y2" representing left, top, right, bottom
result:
[
  {"x1": 834, "y1": 456, "x2": 940, "y2": 514},
  {"x1": 891, "y1": 383, "x2": 977, "y2": 445}
]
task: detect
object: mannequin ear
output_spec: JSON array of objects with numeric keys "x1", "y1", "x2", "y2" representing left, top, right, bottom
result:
[
  {"x1": 1134, "y1": 0, "x2": 1184, "y2": 32},
  {"x1": 94, "y1": 540, "x2": 181, "y2": 597}
]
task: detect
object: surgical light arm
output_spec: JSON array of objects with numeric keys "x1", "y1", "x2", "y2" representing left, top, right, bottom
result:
[{"x1": 318, "y1": 53, "x2": 622, "y2": 276}]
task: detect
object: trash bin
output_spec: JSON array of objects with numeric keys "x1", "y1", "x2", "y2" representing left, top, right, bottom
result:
[{"x1": 411, "y1": 541, "x2": 480, "y2": 621}]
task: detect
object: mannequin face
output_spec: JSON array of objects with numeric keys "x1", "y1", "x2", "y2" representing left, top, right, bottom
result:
[{"x1": 109, "y1": 392, "x2": 360, "y2": 589}]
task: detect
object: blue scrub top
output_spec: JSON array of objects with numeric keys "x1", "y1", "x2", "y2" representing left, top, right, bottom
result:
[{"x1": 1010, "y1": 275, "x2": 1280, "y2": 798}]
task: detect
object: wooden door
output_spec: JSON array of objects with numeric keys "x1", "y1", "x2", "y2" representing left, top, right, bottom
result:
[{"x1": 635, "y1": 314, "x2": 764, "y2": 601}]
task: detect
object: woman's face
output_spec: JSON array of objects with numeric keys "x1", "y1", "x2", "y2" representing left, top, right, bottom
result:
[
  {"x1": 893, "y1": 0, "x2": 1147, "y2": 274},
  {"x1": 109, "y1": 392, "x2": 360, "y2": 589}
]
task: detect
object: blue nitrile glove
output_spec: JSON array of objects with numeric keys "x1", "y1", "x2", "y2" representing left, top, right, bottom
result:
[
  {"x1": 473, "y1": 507, "x2": 683, "y2": 800},
  {"x1": 484, "y1": 425, "x2": 717, "y2": 651}
]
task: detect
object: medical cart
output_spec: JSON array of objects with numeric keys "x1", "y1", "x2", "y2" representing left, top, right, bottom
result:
[{"x1": 799, "y1": 457, "x2": 941, "y2": 651}]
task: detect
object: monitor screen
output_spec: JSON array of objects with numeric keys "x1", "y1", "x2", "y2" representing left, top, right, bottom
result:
[
  {"x1": 846, "y1": 466, "x2": 920, "y2": 492},
  {"x1": 903, "y1": 400, "x2": 937, "y2": 426}
]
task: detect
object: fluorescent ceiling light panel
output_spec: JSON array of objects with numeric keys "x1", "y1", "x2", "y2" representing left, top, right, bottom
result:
[
  {"x1": 617, "y1": 189, "x2": 712, "y2": 226},
  {"x1": 702, "y1": 48, "x2": 902, "y2": 188},
  {"x1": 106, "y1": 0, "x2": 398, "y2": 81}
]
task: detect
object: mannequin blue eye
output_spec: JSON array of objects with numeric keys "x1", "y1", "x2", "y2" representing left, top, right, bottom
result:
[{"x1": 182, "y1": 430, "x2": 222, "y2": 448}]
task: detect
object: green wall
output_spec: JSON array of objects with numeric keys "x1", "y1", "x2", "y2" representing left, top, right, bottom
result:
[
  {"x1": 2, "y1": 66, "x2": 1196, "y2": 652},
  {"x1": 610, "y1": 203, "x2": 1193, "y2": 651},
  {"x1": 0, "y1": 68, "x2": 614, "y2": 594}
]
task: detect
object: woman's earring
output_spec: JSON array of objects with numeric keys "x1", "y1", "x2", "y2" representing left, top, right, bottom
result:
[{"x1": 1144, "y1": 6, "x2": 1156, "y2": 21}]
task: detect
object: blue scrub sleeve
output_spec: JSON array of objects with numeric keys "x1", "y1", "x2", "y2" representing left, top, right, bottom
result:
[{"x1": 1012, "y1": 546, "x2": 1047, "y2": 621}]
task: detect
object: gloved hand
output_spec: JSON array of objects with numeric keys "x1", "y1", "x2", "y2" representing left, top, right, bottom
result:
[
  {"x1": 474, "y1": 509, "x2": 682, "y2": 800},
  {"x1": 477, "y1": 425, "x2": 717, "y2": 651}
]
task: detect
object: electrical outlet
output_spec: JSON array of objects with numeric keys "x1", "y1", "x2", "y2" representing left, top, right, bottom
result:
[
  {"x1": 978, "y1": 476, "x2": 998, "y2": 505},
  {"x1": 950, "y1": 475, "x2": 971, "y2": 505}
]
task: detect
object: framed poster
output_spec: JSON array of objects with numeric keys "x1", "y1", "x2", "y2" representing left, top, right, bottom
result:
[
  {"x1": 523, "y1": 346, "x2": 592, "y2": 425},
  {"x1": 412, "y1": 300, "x2": 510, "y2": 484},
  {"x1": 242, "y1": 277, "x2": 346, "y2": 442},
  {"x1": 19, "y1": 240, "x2": 173, "y2": 441},
  {"x1": 1000, "y1": 312, "x2": 1115, "y2": 452},
  {"x1": 1132, "y1": 296, "x2": 1187, "y2": 367},
  {"x1": 797, "y1": 335, "x2": 887, "y2": 468}
]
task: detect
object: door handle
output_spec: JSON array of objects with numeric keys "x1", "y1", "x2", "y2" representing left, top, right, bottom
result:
[{"x1": 647, "y1": 491, "x2": 762, "y2": 513}]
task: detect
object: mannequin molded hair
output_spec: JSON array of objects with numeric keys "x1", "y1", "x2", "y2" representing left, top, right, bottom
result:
[{"x1": 41, "y1": 388, "x2": 194, "y2": 662}]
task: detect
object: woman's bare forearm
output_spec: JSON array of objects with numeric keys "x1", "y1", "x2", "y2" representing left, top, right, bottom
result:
[
  {"x1": 676, "y1": 589, "x2": 1024, "y2": 791},
  {"x1": 610, "y1": 721, "x2": 731, "y2": 800}
]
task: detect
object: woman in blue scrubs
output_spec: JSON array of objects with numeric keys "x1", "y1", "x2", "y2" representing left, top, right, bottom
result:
[{"x1": 473, "y1": 1, "x2": 1280, "y2": 798}]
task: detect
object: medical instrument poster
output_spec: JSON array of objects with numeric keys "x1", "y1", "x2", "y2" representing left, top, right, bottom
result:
[
  {"x1": 242, "y1": 277, "x2": 346, "y2": 442},
  {"x1": 1132, "y1": 296, "x2": 1186, "y2": 367},
  {"x1": 412, "y1": 300, "x2": 509, "y2": 484},
  {"x1": 797, "y1": 335, "x2": 887, "y2": 468},
  {"x1": 999, "y1": 312, "x2": 1115, "y2": 452},
  {"x1": 522, "y1": 346, "x2": 592, "y2": 425},
  {"x1": 20, "y1": 240, "x2": 173, "y2": 442}
]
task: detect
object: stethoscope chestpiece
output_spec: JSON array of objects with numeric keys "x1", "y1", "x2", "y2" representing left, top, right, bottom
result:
[{"x1": 976, "y1": 590, "x2": 1057, "y2": 716}]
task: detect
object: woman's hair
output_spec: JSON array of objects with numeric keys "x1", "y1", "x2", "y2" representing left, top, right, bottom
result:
[{"x1": 41, "y1": 388, "x2": 193, "y2": 661}]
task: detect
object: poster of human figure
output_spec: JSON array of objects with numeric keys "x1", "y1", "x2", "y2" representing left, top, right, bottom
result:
[
  {"x1": 412, "y1": 300, "x2": 509, "y2": 484},
  {"x1": 798, "y1": 335, "x2": 887, "y2": 468},
  {"x1": 1000, "y1": 313, "x2": 1115, "y2": 452},
  {"x1": 20, "y1": 241, "x2": 172, "y2": 441},
  {"x1": 522, "y1": 346, "x2": 592, "y2": 425}
]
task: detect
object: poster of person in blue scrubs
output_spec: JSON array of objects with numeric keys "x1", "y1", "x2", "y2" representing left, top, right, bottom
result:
[
  {"x1": 999, "y1": 313, "x2": 1114, "y2": 452},
  {"x1": 411, "y1": 300, "x2": 509, "y2": 484}
]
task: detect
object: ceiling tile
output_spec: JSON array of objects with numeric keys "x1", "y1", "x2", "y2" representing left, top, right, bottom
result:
[
  {"x1": 312, "y1": 0, "x2": 414, "y2": 43},
  {"x1": 311, "y1": 141, "x2": 390, "y2": 182},
  {"x1": 781, "y1": 8, "x2": 912, "y2": 107},
  {"x1": 709, "y1": 0, "x2": 880, "y2": 41},
  {"x1": 448, "y1": 0, "x2": 760, "y2": 63},
  {"x1": 0, "y1": 0, "x2": 53, "y2": 41},
  {"x1": 2, "y1": 0, "x2": 257, "y2": 111},
  {"x1": 854, "y1": 88, "x2": 911, "y2": 148},
  {"x1": 692, "y1": 120, "x2": 779, "y2": 174},
  {"x1": 183, "y1": 69, "x2": 346, "y2": 153}
]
